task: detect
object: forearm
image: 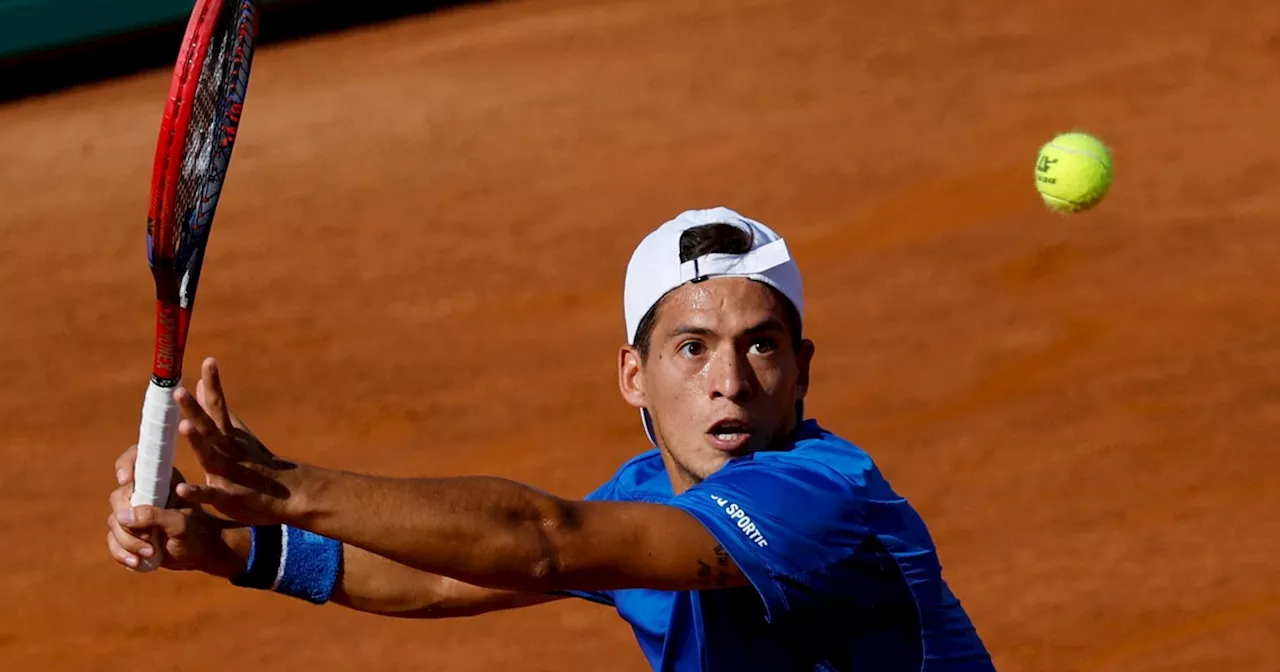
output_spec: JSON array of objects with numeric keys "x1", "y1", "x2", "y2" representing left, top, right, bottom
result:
[
  {"x1": 335, "y1": 543, "x2": 558, "y2": 618},
  {"x1": 333, "y1": 543, "x2": 458, "y2": 617},
  {"x1": 285, "y1": 467, "x2": 572, "y2": 592},
  {"x1": 222, "y1": 525, "x2": 555, "y2": 617}
]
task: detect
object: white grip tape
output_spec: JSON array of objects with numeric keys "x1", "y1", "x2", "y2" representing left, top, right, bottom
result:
[{"x1": 131, "y1": 379, "x2": 181, "y2": 573}]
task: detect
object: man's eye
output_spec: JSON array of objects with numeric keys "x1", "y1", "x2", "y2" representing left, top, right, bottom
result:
[
  {"x1": 679, "y1": 341, "x2": 706, "y2": 358},
  {"x1": 750, "y1": 338, "x2": 778, "y2": 355}
]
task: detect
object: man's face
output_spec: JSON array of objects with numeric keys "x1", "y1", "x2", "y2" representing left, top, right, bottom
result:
[{"x1": 619, "y1": 277, "x2": 814, "y2": 491}]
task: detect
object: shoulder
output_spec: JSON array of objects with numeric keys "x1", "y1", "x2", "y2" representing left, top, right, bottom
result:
[
  {"x1": 722, "y1": 420, "x2": 884, "y2": 494},
  {"x1": 582, "y1": 449, "x2": 671, "y2": 503}
]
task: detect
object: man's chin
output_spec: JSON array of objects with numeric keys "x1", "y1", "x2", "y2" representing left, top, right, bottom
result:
[{"x1": 693, "y1": 448, "x2": 750, "y2": 478}]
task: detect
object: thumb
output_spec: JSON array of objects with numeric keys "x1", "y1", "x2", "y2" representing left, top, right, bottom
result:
[{"x1": 119, "y1": 505, "x2": 188, "y2": 537}]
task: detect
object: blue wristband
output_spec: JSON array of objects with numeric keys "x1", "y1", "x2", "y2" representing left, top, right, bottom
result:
[
  {"x1": 230, "y1": 525, "x2": 282, "y2": 590},
  {"x1": 231, "y1": 525, "x2": 342, "y2": 605},
  {"x1": 276, "y1": 525, "x2": 343, "y2": 604}
]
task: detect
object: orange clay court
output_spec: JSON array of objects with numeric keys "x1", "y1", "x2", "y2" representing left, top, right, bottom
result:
[{"x1": 2, "y1": 0, "x2": 1279, "y2": 669}]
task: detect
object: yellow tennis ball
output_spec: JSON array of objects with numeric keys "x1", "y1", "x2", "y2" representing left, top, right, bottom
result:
[{"x1": 1035, "y1": 132, "x2": 1113, "y2": 213}]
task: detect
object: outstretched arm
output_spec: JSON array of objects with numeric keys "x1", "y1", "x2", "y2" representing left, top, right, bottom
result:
[
  {"x1": 172, "y1": 358, "x2": 747, "y2": 595},
  {"x1": 279, "y1": 472, "x2": 741, "y2": 594},
  {"x1": 108, "y1": 405, "x2": 564, "y2": 618}
]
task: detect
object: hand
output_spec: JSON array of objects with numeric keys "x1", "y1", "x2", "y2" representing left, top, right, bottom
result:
[
  {"x1": 172, "y1": 357, "x2": 306, "y2": 526},
  {"x1": 107, "y1": 444, "x2": 248, "y2": 577}
]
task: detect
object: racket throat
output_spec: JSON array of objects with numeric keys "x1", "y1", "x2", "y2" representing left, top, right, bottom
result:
[{"x1": 152, "y1": 300, "x2": 192, "y2": 384}]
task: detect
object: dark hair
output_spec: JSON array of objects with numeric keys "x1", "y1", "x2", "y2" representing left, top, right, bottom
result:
[{"x1": 632, "y1": 223, "x2": 802, "y2": 360}]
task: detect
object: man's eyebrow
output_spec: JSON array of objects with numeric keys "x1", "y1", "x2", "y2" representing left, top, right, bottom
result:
[
  {"x1": 744, "y1": 318, "x2": 787, "y2": 334},
  {"x1": 665, "y1": 319, "x2": 787, "y2": 339},
  {"x1": 668, "y1": 325, "x2": 715, "y2": 338}
]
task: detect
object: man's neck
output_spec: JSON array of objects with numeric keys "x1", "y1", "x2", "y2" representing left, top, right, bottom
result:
[{"x1": 658, "y1": 449, "x2": 701, "y2": 495}]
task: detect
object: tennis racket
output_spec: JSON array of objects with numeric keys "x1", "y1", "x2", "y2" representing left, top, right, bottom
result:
[{"x1": 132, "y1": 0, "x2": 260, "y2": 573}]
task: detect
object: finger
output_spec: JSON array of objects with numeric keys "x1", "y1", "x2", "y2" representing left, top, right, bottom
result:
[
  {"x1": 228, "y1": 409, "x2": 251, "y2": 433},
  {"x1": 177, "y1": 465, "x2": 290, "y2": 509},
  {"x1": 174, "y1": 386, "x2": 220, "y2": 438},
  {"x1": 118, "y1": 505, "x2": 188, "y2": 538},
  {"x1": 201, "y1": 358, "x2": 234, "y2": 433},
  {"x1": 109, "y1": 483, "x2": 135, "y2": 511},
  {"x1": 175, "y1": 482, "x2": 221, "y2": 507},
  {"x1": 115, "y1": 444, "x2": 139, "y2": 486},
  {"x1": 107, "y1": 531, "x2": 141, "y2": 570},
  {"x1": 176, "y1": 388, "x2": 246, "y2": 462},
  {"x1": 195, "y1": 377, "x2": 227, "y2": 435},
  {"x1": 107, "y1": 512, "x2": 155, "y2": 557},
  {"x1": 176, "y1": 481, "x2": 259, "y2": 511},
  {"x1": 177, "y1": 416, "x2": 229, "y2": 476}
]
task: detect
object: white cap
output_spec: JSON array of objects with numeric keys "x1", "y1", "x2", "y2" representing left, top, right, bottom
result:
[{"x1": 623, "y1": 206, "x2": 805, "y2": 444}]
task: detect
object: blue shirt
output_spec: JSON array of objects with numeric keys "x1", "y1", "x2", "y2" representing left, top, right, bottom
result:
[{"x1": 563, "y1": 420, "x2": 994, "y2": 671}]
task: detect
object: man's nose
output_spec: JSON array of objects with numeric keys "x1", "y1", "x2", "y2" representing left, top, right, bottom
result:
[{"x1": 708, "y1": 348, "x2": 754, "y2": 401}]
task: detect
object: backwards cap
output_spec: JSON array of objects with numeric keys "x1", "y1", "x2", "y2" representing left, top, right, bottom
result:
[{"x1": 623, "y1": 206, "x2": 805, "y2": 444}]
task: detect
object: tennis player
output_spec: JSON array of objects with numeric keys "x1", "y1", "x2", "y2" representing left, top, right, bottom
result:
[{"x1": 107, "y1": 207, "x2": 995, "y2": 670}]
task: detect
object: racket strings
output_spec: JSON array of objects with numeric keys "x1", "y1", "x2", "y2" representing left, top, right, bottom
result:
[{"x1": 173, "y1": 0, "x2": 241, "y2": 272}]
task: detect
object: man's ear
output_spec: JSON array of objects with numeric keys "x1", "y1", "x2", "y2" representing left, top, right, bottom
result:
[
  {"x1": 619, "y1": 345, "x2": 647, "y2": 409},
  {"x1": 796, "y1": 338, "x2": 815, "y2": 400}
]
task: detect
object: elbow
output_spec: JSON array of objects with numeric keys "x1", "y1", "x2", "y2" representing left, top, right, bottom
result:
[
  {"x1": 522, "y1": 498, "x2": 582, "y2": 591},
  {"x1": 528, "y1": 549, "x2": 561, "y2": 589}
]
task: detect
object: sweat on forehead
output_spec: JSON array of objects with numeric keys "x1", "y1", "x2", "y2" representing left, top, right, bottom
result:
[{"x1": 659, "y1": 276, "x2": 786, "y2": 324}]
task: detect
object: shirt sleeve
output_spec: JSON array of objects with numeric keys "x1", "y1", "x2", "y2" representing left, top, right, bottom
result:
[{"x1": 668, "y1": 454, "x2": 871, "y2": 621}]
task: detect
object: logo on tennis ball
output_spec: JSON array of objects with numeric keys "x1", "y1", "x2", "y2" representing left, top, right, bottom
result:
[
  {"x1": 1035, "y1": 132, "x2": 1113, "y2": 214},
  {"x1": 1036, "y1": 155, "x2": 1059, "y2": 183}
]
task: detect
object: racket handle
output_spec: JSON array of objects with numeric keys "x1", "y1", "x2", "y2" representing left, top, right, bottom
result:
[{"x1": 131, "y1": 379, "x2": 182, "y2": 573}]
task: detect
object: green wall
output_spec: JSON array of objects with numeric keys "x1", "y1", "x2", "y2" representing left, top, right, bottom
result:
[{"x1": 0, "y1": 0, "x2": 200, "y2": 60}]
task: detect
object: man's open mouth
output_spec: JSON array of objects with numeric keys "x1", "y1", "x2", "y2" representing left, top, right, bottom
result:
[{"x1": 707, "y1": 419, "x2": 754, "y2": 452}]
